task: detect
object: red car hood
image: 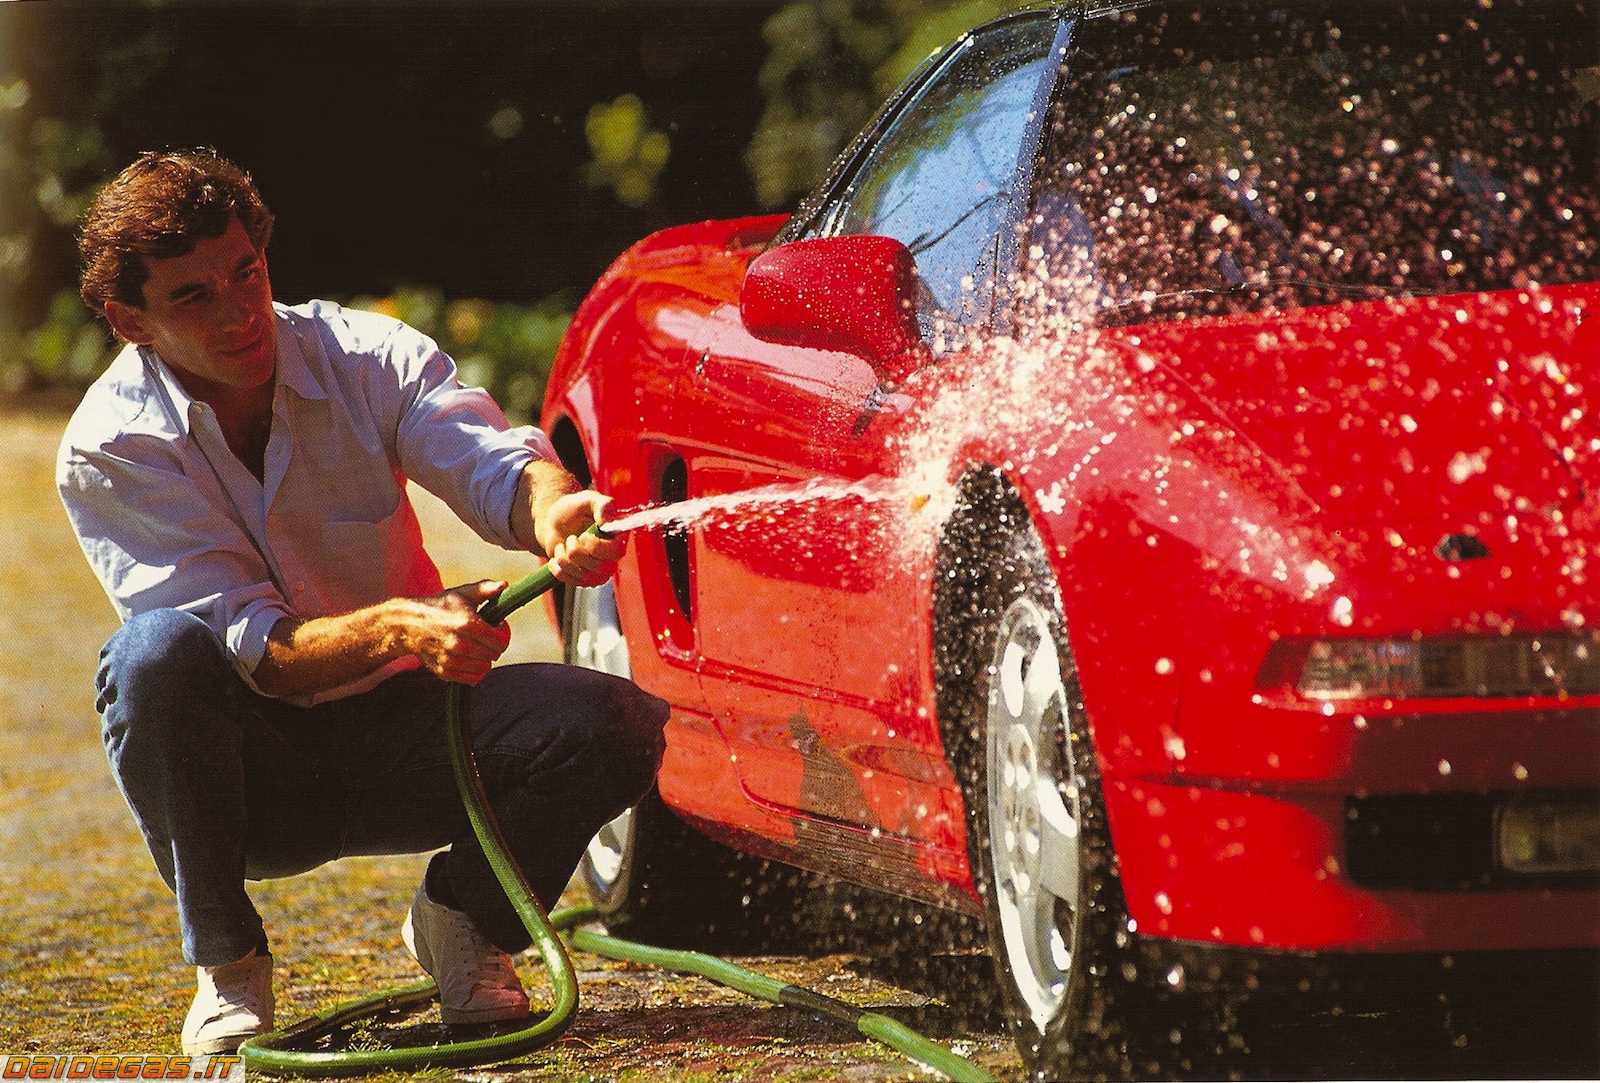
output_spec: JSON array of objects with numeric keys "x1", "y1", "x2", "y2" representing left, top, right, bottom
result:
[{"x1": 1127, "y1": 286, "x2": 1595, "y2": 527}]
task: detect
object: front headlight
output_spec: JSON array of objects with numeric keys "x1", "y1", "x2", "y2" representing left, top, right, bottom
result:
[{"x1": 1259, "y1": 634, "x2": 1600, "y2": 700}]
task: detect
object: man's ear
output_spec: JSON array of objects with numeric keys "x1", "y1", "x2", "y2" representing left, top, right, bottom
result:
[{"x1": 103, "y1": 299, "x2": 153, "y2": 346}]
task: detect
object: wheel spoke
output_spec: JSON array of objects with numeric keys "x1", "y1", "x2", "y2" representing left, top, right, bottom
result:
[
  {"x1": 1023, "y1": 635, "x2": 1061, "y2": 714},
  {"x1": 999, "y1": 641, "x2": 1029, "y2": 718},
  {"x1": 1037, "y1": 792, "x2": 1080, "y2": 902}
]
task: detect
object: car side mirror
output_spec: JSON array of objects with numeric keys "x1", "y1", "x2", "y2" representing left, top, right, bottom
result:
[{"x1": 739, "y1": 234, "x2": 932, "y2": 387}]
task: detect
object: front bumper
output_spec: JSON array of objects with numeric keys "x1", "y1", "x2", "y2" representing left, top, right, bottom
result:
[{"x1": 1106, "y1": 777, "x2": 1600, "y2": 951}]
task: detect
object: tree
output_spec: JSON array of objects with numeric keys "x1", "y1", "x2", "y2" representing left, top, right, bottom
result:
[{"x1": 745, "y1": 0, "x2": 1029, "y2": 209}]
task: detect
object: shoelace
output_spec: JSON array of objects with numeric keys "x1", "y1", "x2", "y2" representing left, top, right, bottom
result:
[
  {"x1": 441, "y1": 921, "x2": 517, "y2": 993},
  {"x1": 467, "y1": 953, "x2": 518, "y2": 990}
]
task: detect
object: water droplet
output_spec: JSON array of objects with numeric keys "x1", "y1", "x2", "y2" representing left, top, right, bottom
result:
[
  {"x1": 1448, "y1": 450, "x2": 1488, "y2": 484},
  {"x1": 1304, "y1": 560, "x2": 1336, "y2": 589},
  {"x1": 1331, "y1": 596, "x2": 1354, "y2": 627}
]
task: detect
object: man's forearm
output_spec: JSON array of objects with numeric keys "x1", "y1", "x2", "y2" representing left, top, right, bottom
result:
[
  {"x1": 252, "y1": 581, "x2": 512, "y2": 700},
  {"x1": 252, "y1": 603, "x2": 408, "y2": 700}
]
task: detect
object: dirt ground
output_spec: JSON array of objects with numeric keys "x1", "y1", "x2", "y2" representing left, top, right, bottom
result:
[{"x1": 0, "y1": 403, "x2": 1023, "y2": 1082}]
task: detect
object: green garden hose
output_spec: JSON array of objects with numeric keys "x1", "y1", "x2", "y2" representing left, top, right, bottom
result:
[{"x1": 239, "y1": 524, "x2": 993, "y2": 1082}]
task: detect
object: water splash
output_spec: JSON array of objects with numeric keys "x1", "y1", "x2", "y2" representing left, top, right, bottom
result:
[{"x1": 601, "y1": 475, "x2": 935, "y2": 538}]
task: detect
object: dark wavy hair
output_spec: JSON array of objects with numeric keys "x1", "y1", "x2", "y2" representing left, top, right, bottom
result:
[{"x1": 78, "y1": 148, "x2": 275, "y2": 315}]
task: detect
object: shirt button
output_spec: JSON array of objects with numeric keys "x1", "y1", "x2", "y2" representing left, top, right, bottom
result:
[{"x1": 294, "y1": 581, "x2": 306, "y2": 594}]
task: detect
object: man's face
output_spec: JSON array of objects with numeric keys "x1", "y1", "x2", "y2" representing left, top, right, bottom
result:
[{"x1": 104, "y1": 216, "x2": 277, "y2": 393}]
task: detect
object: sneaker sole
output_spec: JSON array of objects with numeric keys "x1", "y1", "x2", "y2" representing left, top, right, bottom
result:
[
  {"x1": 439, "y1": 1003, "x2": 533, "y2": 1026},
  {"x1": 182, "y1": 1029, "x2": 260, "y2": 1056}
]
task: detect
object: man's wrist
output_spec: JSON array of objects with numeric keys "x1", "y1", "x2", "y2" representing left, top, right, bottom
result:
[{"x1": 514, "y1": 459, "x2": 582, "y2": 554}]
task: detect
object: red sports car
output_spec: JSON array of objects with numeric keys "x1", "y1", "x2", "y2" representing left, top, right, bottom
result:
[{"x1": 541, "y1": 0, "x2": 1599, "y2": 1075}]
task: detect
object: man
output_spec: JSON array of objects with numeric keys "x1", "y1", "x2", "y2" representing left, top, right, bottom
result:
[{"x1": 57, "y1": 149, "x2": 669, "y2": 1054}]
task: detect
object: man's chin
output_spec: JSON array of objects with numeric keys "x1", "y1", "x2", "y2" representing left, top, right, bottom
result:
[{"x1": 222, "y1": 339, "x2": 277, "y2": 386}]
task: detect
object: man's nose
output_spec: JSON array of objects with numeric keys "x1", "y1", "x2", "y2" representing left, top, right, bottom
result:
[{"x1": 218, "y1": 283, "x2": 257, "y2": 328}]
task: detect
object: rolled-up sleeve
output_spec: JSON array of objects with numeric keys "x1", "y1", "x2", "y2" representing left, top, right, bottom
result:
[
  {"x1": 58, "y1": 442, "x2": 293, "y2": 692},
  {"x1": 381, "y1": 324, "x2": 559, "y2": 550}
]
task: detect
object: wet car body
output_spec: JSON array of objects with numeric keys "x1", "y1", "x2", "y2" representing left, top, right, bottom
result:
[{"x1": 543, "y1": 0, "x2": 1599, "y2": 1072}]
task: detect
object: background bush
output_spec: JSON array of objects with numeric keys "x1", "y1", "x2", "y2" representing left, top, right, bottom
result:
[{"x1": 0, "y1": 0, "x2": 1024, "y2": 405}]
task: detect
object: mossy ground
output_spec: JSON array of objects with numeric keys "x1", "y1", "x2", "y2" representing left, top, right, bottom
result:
[{"x1": 0, "y1": 405, "x2": 1022, "y2": 1081}]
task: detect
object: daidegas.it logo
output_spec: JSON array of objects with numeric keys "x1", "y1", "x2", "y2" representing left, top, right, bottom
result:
[{"x1": 2, "y1": 1056, "x2": 242, "y2": 1082}]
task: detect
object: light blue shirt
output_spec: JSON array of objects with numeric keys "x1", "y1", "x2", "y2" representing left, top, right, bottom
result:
[{"x1": 57, "y1": 299, "x2": 558, "y2": 702}]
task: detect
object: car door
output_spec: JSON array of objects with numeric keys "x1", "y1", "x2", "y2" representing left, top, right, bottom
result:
[{"x1": 680, "y1": 13, "x2": 1067, "y2": 848}]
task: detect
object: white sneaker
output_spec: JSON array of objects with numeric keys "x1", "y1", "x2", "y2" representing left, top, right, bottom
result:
[
  {"x1": 181, "y1": 948, "x2": 274, "y2": 1054},
  {"x1": 401, "y1": 881, "x2": 530, "y2": 1025}
]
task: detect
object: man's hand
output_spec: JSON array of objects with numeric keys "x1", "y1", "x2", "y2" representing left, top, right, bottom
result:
[
  {"x1": 539, "y1": 490, "x2": 626, "y2": 587},
  {"x1": 513, "y1": 460, "x2": 627, "y2": 588},
  {"x1": 393, "y1": 580, "x2": 513, "y2": 685}
]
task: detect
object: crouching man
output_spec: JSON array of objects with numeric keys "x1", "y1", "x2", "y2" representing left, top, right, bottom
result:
[{"x1": 57, "y1": 149, "x2": 668, "y2": 1053}]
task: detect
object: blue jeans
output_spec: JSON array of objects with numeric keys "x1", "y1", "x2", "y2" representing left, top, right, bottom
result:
[{"x1": 96, "y1": 608, "x2": 668, "y2": 966}]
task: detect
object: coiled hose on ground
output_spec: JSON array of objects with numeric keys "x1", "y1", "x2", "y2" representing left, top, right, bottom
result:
[{"x1": 239, "y1": 526, "x2": 993, "y2": 1081}]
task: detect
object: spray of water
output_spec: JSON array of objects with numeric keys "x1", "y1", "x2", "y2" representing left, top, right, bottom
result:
[{"x1": 601, "y1": 475, "x2": 934, "y2": 539}]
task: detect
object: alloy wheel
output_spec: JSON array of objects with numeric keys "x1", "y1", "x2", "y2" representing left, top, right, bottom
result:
[{"x1": 986, "y1": 595, "x2": 1085, "y2": 1035}]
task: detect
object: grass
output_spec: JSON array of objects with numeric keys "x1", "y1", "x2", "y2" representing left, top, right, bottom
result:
[{"x1": 0, "y1": 404, "x2": 1022, "y2": 1080}]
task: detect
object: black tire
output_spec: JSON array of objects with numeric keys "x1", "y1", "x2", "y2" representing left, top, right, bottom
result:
[
  {"x1": 934, "y1": 471, "x2": 1138, "y2": 1081},
  {"x1": 564, "y1": 580, "x2": 808, "y2": 950}
]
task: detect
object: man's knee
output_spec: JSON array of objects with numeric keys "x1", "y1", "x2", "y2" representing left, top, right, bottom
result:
[
  {"x1": 98, "y1": 609, "x2": 241, "y2": 744},
  {"x1": 590, "y1": 676, "x2": 669, "y2": 788}
]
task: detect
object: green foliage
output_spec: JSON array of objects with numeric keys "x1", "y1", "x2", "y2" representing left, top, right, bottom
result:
[
  {"x1": 2, "y1": 7, "x2": 581, "y2": 407},
  {"x1": 350, "y1": 288, "x2": 575, "y2": 425},
  {"x1": 745, "y1": 0, "x2": 1032, "y2": 210},
  {"x1": 584, "y1": 93, "x2": 672, "y2": 209},
  {"x1": 26, "y1": 116, "x2": 112, "y2": 228},
  {"x1": 2, "y1": 288, "x2": 116, "y2": 395},
  {"x1": 1, "y1": 8, "x2": 135, "y2": 398}
]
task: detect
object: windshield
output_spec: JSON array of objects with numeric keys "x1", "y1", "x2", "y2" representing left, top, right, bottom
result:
[{"x1": 1024, "y1": 0, "x2": 1600, "y2": 329}]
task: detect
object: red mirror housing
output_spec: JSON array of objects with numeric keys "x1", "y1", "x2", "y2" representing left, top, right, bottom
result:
[{"x1": 739, "y1": 234, "x2": 932, "y2": 387}]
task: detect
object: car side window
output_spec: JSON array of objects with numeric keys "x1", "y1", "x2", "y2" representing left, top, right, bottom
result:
[{"x1": 820, "y1": 18, "x2": 1059, "y2": 348}]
